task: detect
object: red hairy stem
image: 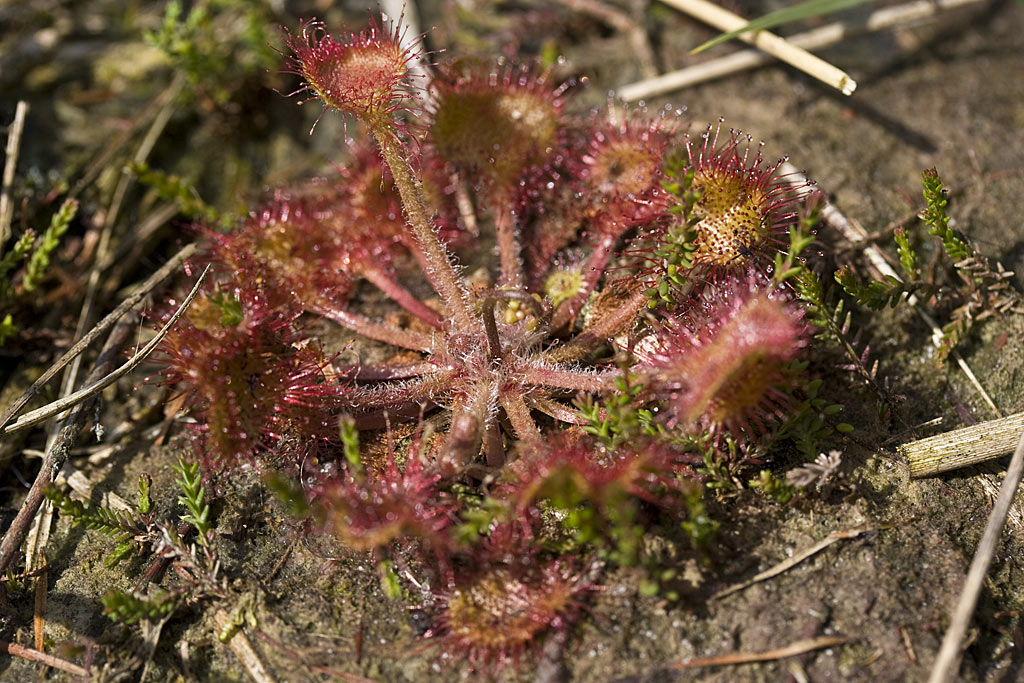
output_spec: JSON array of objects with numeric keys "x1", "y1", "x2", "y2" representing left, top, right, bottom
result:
[
  {"x1": 483, "y1": 420, "x2": 505, "y2": 469},
  {"x1": 519, "y1": 364, "x2": 613, "y2": 393},
  {"x1": 494, "y1": 201, "x2": 525, "y2": 289},
  {"x1": 500, "y1": 393, "x2": 541, "y2": 441},
  {"x1": 359, "y1": 261, "x2": 445, "y2": 329},
  {"x1": 352, "y1": 368, "x2": 459, "y2": 410},
  {"x1": 317, "y1": 305, "x2": 434, "y2": 352},
  {"x1": 525, "y1": 396, "x2": 589, "y2": 425},
  {"x1": 441, "y1": 378, "x2": 497, "y2": 468},
  {"x1": 370, "y1": 123, "x2": 477, "y2": 331},
  {"x1": 545, "y1": 286, "x2": 649, "y2": 363},
  {"x1": 550, "y1": 232, "x2": 618, "y2": 330},
  {"x1": 339, "y1": 360, "x2": 436, "y2": 381}
]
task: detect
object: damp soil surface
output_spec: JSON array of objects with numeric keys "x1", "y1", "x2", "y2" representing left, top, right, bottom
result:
[{"x1": 2, "y1": 0, "x2": 1024, "y2": 681}]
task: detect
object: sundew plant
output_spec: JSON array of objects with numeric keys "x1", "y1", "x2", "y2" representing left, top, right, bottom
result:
[{"x1": 153, "y1": 10, "x2": 831, "y2": 670}]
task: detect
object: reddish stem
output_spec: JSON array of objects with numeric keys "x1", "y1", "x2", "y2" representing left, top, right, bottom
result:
[
  {"x1": 338, "y1": 360, "x2": 436, "y2": 381},
  {"x1": 360, "y1": 262, "x2": 445, "y2": 329},
  {"x1": 494, "y1": 200, "x2": 525, "y2": 289},
  {"x1": 500, "y1": 393, "x2": 541, "y2": 442},
  {"x1": 545, "y1": 287, "x2": 649, "y2": 363},
  {"x1": 370, "y1": 123, "x2": 477, "y2": 330},
  {"x1": 525, "y1": 396, "x2": 589, "y2": 425},
  {"x1": 317, "y1": 306, "x2": 434, "y2": 352},
  {"x1": 520, "y1": 364, "x2": 613, "y2": 393}
]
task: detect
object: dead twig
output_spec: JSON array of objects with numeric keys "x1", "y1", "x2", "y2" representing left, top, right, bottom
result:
[
  {"x1": 927, "y1": 426, "x2": 1024, "y2": 683},
  {"x1": 0, "y1": 100, "x2": 29, "y2": 253},
  {"x1": 0, "y1": 241, "x2": 197, "y2": 432},
  {"x1": 2, "y1": 263, "x2": 208, "y2": 436},
  {"x1": 711, "y1": 526, "x2": 875, "y2": 600},
  {"x1": 213, "y1": 609, "x2": 278, "y2": 683},
  {"x1": 620, "y1": 0, "x2": 983, "y2": 101},
  {"x1": 903, "y1": 412, "x2": 1024, "y2": 477},
  {"x1": 2, "y1": 639, "x2": 89, "y2": 677},
  {"x1": 658, "y1": 0, "x2": 856, "y2": 95},
  {"x1": 671, "y1": 635, "x2": 851, "y2": 668},
  {"x1": 0, "y1": 315, "x2": 134, "y2": 575}
]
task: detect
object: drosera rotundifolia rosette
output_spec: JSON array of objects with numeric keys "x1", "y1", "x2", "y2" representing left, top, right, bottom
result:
[{"x1": 153, "y1": 10, "x2": 826, "y2": 670}]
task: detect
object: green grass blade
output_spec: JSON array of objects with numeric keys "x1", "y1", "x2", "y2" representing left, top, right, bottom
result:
[{"x1": 692, "y1": 0, "x2": 874, "y2": 54}]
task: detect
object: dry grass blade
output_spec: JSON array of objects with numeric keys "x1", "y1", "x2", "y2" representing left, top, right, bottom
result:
[
  {"x1": 213, "y1": 610, "x2": 278, "y2": 683},
  {"x1": 0, "y1": 315, "x2": 134, "y2": 574},
  {"x1": 903, "y1": 411, "x2": 1024, "y2": 477},
  {"x1": 672, "y1": 635, "x2": 851, "y2": 668},
  {"x1": 2, "y1": 264, "x2": 209, "y2": 436},
  {"x1": 658, "y1": 0, "x2": 856, "y2": 94},
  {"x1": 711, "y1": 526, "x2": 875, "y2": 600},
  {"x1": 0, "y1": 100, "x2": 30, "y2": 252},
  {"x1": 0, "y1": 242, "x2": 197, "y2": 432},
  {"x1": 928, "y1": 426, "x2": 1024, "y2": 682},
  {"x1": 619, "y1": 0, "x2": 985, "y2": 101}
]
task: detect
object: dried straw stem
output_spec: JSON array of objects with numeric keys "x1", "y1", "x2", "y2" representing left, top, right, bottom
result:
[
  {"x1": 621, "y1": 0, "x2": 984, "y2": 101},
  {"x1": 903, "y1": 412, "x2": 1024, "y2": 477},
  {"x1": 659, "y1": 0, "x2": 856, "y2": 95}
]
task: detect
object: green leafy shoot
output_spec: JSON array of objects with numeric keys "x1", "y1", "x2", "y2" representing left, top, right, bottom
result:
[
  {"x1": 0, "y1": 315, "x2": 17, "y2": 346},
  {"x1": 45, "y1": 486, "x2": 147, "y2": 568},
  {"x1": 894, "y1": 227, "x2": 919, "y2": 281},
  {"x1": 577, "y1": 371, "x2": 651, "y2": 449},
  {"x1": 137, "y1": 474, "x2": 153, "y2": 516},
  {"x1": 774, "y1": 198, "x2": 820, "y2": 286},
  {"x1": 144, "y1": 0, "x2": 276, "y2": 104},
  {"x1": 173, "y1": 457, "x2": 212, "y2": 547},
  {"x1": 692, "y1": 0, "x2": 873, "y2": 54},
  {"x1": 749, "y1": 470, "x2": 795, "y2": 503},
  {"x1": 834, "y1": 265, "x2": 906, "y2": 310},
  {"x1": 0, "y1": 229, "x2": 35, "y2": 286},
  {"x1": 23, "y1": 198, "x2": 77, "y2": 293},
  {"x1": 921, "y1": 167, "x2": 971, "y2": 263},
  {"x1": 208, "y1": 289, "x2": 243, "y2": 326},
  {"x1": 102, "y1": 589, "x2": 176, "y2": 625},
  {"x1": 338, "y1": 414, "x2": 363, "y2": 477},
  {"x1": 131, "y1": 161, "x2": 221, "y2": 223}
]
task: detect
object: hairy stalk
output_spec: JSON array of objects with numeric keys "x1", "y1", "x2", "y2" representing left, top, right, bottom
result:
[
  {"x1": 500, "y1": 393, "x2": 542, "y2": 441},
  {"x1": 545, "y1": 287, "x2": 648, "y2": 363},
  {"x1": 521, "y1": 365, "x2": 614, "y2": 393},
  {"x1": 526, "y1": 396, "x2": 589, "y2": 424},
  {"x1": 442, "y1": 378, "x2": 496, "y2": 467},
  {"x1": 494, "y1": 202, "x2": 525, "y2": 289},
  {"x1": 342, "y1": 360, "x2": 436, "y2": 381},
  {"x1": 360, "y1": 261, "x2": 445, "y2": 328},
  {"x1": 370, "y1": 123, "x2": 476, "y2": 329},
  {"x1": 317, "y1": 305, "x2": 434, "y2": 352}
]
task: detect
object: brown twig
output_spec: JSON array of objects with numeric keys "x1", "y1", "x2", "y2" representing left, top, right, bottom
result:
[
  {"x1": 2, "y1": 264, "x2": 208, "y2": 436},
  {"x1": 3, "y1": 639, "x2": 89, "y2": 677},
  {"x1": 213, "y1": 609, "x2": 278, "y2": 683},
  {"x1": 927, "y1": 426, "x2": 1024, "y2": 683},
  {"x1": 619, "y1": 0, "x2": 983, "y2": 101},
  {"x1": 0, "y1": 100, "x2": 29, "y2": 253},
  {"x1": 0, "y1": 315, "x2": 134, "y2": 575},
  {"x1": 672, "y1": 635, "x2": 851, "y2": 668},
  {"x1": 0, "y1": 241, "x2": 197, "y2": 432},
  {"x1": 659, "y1": 0, "x2": 855, "y2": 95},
  {"x1": 903, "y1": 412, "x2": 1024, "y2": 477},
  {"x1": 711, "y1": 526, "x2": 875, "y2": 601}
]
